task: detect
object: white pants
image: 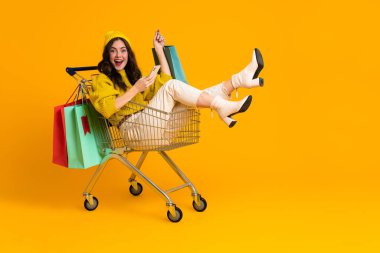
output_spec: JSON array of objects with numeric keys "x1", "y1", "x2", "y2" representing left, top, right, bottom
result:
[{"x1": 119, "y1": 79, "x2": 203, "y2": 150}]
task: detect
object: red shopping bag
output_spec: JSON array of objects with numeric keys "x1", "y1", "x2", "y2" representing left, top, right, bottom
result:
[{"x1": 52, "y1": 100, "x2": 83, "y2": 167}]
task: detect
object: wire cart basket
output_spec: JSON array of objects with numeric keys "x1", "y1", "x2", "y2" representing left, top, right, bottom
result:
[{"x1": 66, "y1": 66, "x2": 207, "y2": 222}]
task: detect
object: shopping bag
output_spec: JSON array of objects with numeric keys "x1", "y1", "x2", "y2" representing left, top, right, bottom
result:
[
  {"x1": 52, "y1": 100, "x2": 83, "y2": 167},
  {"x1": 152, "y1": 45, "x2": 188, "y2": 84},
  {"x1": 64, "y1": 103, "x2": 102, "y2": 169}
]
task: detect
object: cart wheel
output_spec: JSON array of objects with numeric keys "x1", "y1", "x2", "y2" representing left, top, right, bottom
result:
[
  {"x1": 84, "y1": 196, "x2": 99, "y2": 211},
  {"x1": 192, "y1": 196, "x2": 207, "y2": 212},
  {"x1": 129, "y1": 182, "x2": 143, "y2": 196},
  {"x1": 167, "y1": 206, "x2": 183, "y2": 223}
]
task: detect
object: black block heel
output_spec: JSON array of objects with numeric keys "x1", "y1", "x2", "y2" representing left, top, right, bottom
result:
[
  {"x1": 228, "y1": 95, "x2": 253, "y2": 117},
  {"x1": 253, "y1": 48, "x2": 264, "y2": 79}
]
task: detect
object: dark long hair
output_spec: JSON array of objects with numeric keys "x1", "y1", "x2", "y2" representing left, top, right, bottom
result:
[{"x1": 98, "y1": 37, "x2": 142, "y2": 91}]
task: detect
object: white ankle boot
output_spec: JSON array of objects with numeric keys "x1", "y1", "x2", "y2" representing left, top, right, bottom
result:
[
  {"x1": 203, "y1": 83, "x2": 230, "y2": 100},
  {"x1": 210, "y1": 95, "x2": 252, "y2": 128},
  {"x1": 232, "y1": 48, "x2": 264, "y2": 91}
]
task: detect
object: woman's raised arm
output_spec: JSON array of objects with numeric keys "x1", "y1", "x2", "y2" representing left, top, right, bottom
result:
[{"x1": 153, "y1": 29, "x2": 171, "y2": 76}]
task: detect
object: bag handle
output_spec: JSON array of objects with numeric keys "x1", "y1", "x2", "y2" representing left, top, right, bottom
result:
[
  {"x1": 65, "y1": 66, "x2": 97, "y2": 105},
  {"x1": 65, "y1": 82, "x2": 87, "y2": 106}
]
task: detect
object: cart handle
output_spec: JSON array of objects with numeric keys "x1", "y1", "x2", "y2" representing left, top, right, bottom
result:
[{"x1": 66, "y1": 66, "x2": 98, "y2": 76}]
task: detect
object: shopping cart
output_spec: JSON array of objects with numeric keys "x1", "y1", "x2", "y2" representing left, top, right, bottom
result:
[{"x1": 66, "y1": 66, "x2": 207, "y2": 222}]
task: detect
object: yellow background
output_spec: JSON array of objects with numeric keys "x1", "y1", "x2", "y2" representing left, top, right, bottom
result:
[{"x1": 1, "y1": 0, "x2": 379, "y2": 252}]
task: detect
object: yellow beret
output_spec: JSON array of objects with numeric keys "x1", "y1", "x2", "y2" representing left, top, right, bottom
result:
[{"x1": 104, "y1": 31, "x2": 131, "y2": 47}]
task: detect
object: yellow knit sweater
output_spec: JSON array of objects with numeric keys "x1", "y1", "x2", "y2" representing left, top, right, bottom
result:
[{"x1": 90, "y1": 70, "x2": 172, "y2": 126}]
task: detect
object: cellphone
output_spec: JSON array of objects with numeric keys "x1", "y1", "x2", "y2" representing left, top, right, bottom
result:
[{"x1": 148, "y1": 65, "x2": 161, "y2": 77}]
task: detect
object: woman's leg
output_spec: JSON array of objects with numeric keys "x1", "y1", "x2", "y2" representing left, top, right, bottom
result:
[
  {"x1": 148, "y1": 79, "x2": 252, "y2": 127},
  {"x1": 231, "y1": 48, "x2": 264, "y2": 90},
  {"x1": 203, "y1": 49, "x2": 264, "y2": 98},
  {"x1": 203, "y1": 80, "x2": 233, "y2": 100},
  {"x1": 147, "y1": 79, "x2": 203, "y2": 112},
  {"x1": 119, "y1": 79, "x2": 253, "y2": 149}
]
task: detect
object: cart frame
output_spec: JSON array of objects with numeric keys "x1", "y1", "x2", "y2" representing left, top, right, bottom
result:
[{"x1": 66, "y1": 66, "x2": 207, "y2": 222}]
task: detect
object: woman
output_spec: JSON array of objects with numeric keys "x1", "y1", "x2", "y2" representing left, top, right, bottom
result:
[{"x1": 90, "y1": 30, "x2": 264, "y2": 148}]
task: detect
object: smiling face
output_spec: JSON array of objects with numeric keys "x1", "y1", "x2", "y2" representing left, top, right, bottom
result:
[{"x1": 109, "y1": 39, "x2": 128, "y2": 71}]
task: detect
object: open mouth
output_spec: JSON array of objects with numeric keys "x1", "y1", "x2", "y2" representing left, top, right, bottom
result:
[{"x1": 114, "y1": 59, "x2": 124, "y2": 67}]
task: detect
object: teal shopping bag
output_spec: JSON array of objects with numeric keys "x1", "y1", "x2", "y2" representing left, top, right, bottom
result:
[
  {"x1": 64, "y1": 103, "x2": 102, "y2": 169},
  {"x1": 152, "y1": 45, "x2": 188, "y2": 84}
]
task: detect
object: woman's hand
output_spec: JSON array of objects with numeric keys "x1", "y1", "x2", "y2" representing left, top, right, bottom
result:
[
  {"x1": 152, "y1": 29, "x2": 171, "y2": 76},
  {"x1": 115, "y1": 74, "x2": 156, "y2": 109},
  {"x1": 153, "y1": 29, "x2": 165, "y2": 52},
  {"x1": 133, "y1": 74, "x2": 157, "y2": 93}
]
